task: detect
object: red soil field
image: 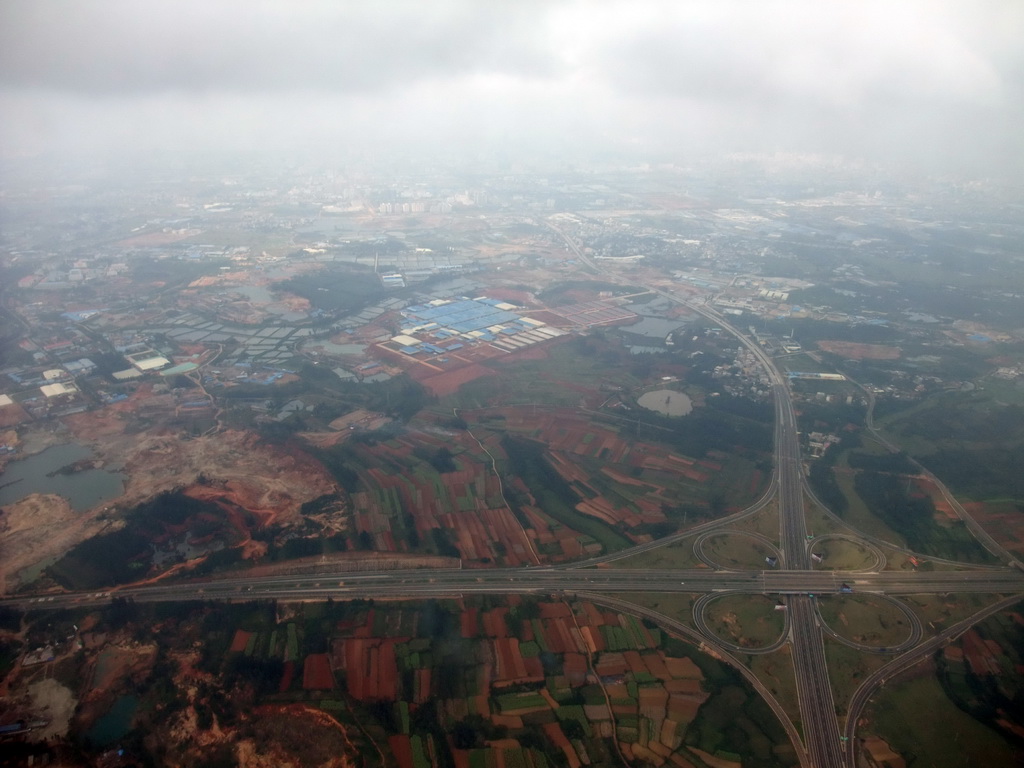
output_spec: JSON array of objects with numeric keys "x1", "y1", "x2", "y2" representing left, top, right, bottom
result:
[
  {"x1": 961, "y1": 629, "x2": 1003, "y2": 676},
  {"x1": 624, "y1": 650, "x2": 648, "y2": 674},
  {"x1": 580, "y1": 602, "x2": 605, "y2": 627},
  {"x1": 642, "y1": 653, "x2": 671, "y2": 681},
  {"x1": 441, "y1": 507, "x2": 537, "y2": 566},
  {"x1": 461, "y1": 608, "x2": 479, "y2": 638},
  {"x1": 482, "y1": 607, "x2": 510, "y2": 638},
  {"x1": 348, "y1": 430, "x2": 546, "y2": 564},
  {"x1": 522, "y1": 310, "x2": 573, "y2": 327},
  {"x1": 539, "y1": 603, "x2": 572, "y2": 619},
  {"x1": 539, "y1": 616, "x2": 584, "y2": 654},
  {"x1": 493, "y1": 637, "x2": 544, "y2": 685},
  {"x1": 418, "y1": 363, "x2": 496, "y2": 396},
  {"x1": 343, "y1": 638, "x2": 399, "y2": 700},
  {"x1": 964, "y1": 501, "x2": 1024, "y2": 555},
  {"x1": 500, "y1": 343, "x2": 554, "y2": 361},
  {"x1": 579, "y1": 626, "x2": 604, "y2": 653},
  {"x1": 229, "y1": 630, "x2": 252, "y2": 654},
  {"x1": 564, "y1": 653, "x2": 588, "y2": 686},
  {"x1": 279, "y1": 661, "x2": 295, "y2": 693},
  {"x1": 595, "y1": 653, "x2": 629, "y2": 677},
  {"x1": 389, "y1": 735, "x2": 414, "y2": 768},
  {"x1": 0, "y1": 403, "x2": 31, "y2": 427},
  {"x1": 664, "y1": 656, "x2": 703, "y2": 679},
  {"x1": 665, "y1": 678, "x2": 704, "y2": 695},
  {"x1": 302, "y1": 653, "x2": 334, "y2": 690}
]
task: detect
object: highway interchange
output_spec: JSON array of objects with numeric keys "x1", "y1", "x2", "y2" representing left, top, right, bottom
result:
[
  {"x1": 6, "y1": 228, "x2": 1024, "y2": 767},
  {"x1": 550, "y1": 224, "x2": 1024, "y2": 767}
]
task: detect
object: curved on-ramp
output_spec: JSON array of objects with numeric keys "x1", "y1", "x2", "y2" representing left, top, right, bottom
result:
[
  {"x1": 808, "y1": 534, "x2": 885, "y2": 573},
  {"x1": 694, "y1": 530, "x2": 784, "y2": 571},
  {"x1": 843, "y1": 593, "x2": 1024, "y2": 767},
  {"x1": 814, "y1": 592, "x2": 922, "y2": 654}
]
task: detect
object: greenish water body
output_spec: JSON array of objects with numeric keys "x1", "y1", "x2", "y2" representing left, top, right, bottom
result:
[
  {"x1": 0, "y1": 443, "x2": 124, "y2": 511},
  {"x1": 88, "y1": 695, "x2": 138, "y2": 746},
  {"x1": 637, "y1": 389, "x2": 693, "y2": 417}
]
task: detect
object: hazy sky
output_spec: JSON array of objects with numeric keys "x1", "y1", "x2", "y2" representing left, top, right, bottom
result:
[{"x1": 1, "y1": 0, "x2": 1021, "y2": 175}]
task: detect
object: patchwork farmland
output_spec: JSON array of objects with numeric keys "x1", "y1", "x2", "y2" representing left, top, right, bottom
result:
[
  {"x1": 341, "y1": 406, "x2": 764, "y2": 565},
  {"x1": 219, "y1": 598, "x2": 794, "y2": 768}
]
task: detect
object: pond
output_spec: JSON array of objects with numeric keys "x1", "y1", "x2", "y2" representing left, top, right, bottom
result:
[
  {"x1": 622, "y1": 317, "x2": 688, "y2": 339},
  {"x1": 88, "y1": 695, "x2": 138, "y2": 747},
  {"x1": 0, "y1": 443, "x2": 124, "y2": 511},
  {"x1": 637, "y1": 389, "x2": 693, "y2": 417}
]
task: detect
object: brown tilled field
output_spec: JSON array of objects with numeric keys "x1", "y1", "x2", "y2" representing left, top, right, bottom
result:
[
  {"x1": 302, "y1": 654, "x2": 335, "y2": 690},
  {"x1": 418, "y1": 363, "x2": 496, "y2": 396}
]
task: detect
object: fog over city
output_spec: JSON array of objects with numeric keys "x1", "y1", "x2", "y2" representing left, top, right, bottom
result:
[{"x1": 2, "y1": 0, "x2": 1022, "y2": 175}]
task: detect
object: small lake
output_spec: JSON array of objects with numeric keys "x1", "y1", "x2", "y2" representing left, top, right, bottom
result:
[
  {"x1": 0, "y1": 443, "x2": 124, "y2": 511},
  {"x1": 623, "y1": 317, "x2": 687, "y2": 339},
  {"x1": 88, "y1": 695, "x2": 138, "y2": 747},
  {"x1": 637, "y1": 389, "x2": 693, "y2": 417}
]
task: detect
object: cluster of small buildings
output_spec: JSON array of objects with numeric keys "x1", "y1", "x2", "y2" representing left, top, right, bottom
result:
[
  {"x1": 1, "y1": 362, "x2": 93, "y2": 423},
  {"x1": 375, "y1": 200, "x2": 453, "y2": 215},
  {"x1": 709, "y1": 347, "x2": 774, "y2": 401},
  {"x1": 16, "y1": 258, "x2": 131, "y2": 290},
  {"x1": 807, "y1": 431, "x2": 841, "y2": 458}
]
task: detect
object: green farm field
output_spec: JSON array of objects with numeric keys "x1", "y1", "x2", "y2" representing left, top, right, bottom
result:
[
  {"x1": 865, "y1": 673, "x2": 1020, "y2": 768},
  {"x1": 816, "y1": 595, "x2": 913, "y2": 648},
  {"x1": 703, "y1": 594, "x2": 786, "y2": 649}
]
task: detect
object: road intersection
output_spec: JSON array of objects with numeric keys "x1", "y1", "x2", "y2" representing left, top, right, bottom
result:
[
  {"x1": 548, "y1": 225, "x2": 1023, "y2": 766},
  {"x1": 7, "y1": 229, "x2": 1024, "y2": 766}
]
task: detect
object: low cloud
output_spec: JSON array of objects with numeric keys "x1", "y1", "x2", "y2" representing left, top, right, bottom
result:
[{"x1": 1, "y1": 0, "x2": 1021, "y2": 176}]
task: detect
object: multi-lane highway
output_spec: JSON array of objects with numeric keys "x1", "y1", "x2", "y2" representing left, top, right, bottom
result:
[
  {"x1": 543, "y1": 223, "x2": 1024, "y2": 767},
  {"x1": 622, "y1": 258, "x2": 846, "y2": 766},
  {"x1": 756, "y1": 313, "x2": 845, "y2": 768},
  {"x1": 5, "y1": 225, "x2": 1023, "y2": 766},
  {"x1": 6, "y1": 567, "x2": 1022, "y2": 611}
]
